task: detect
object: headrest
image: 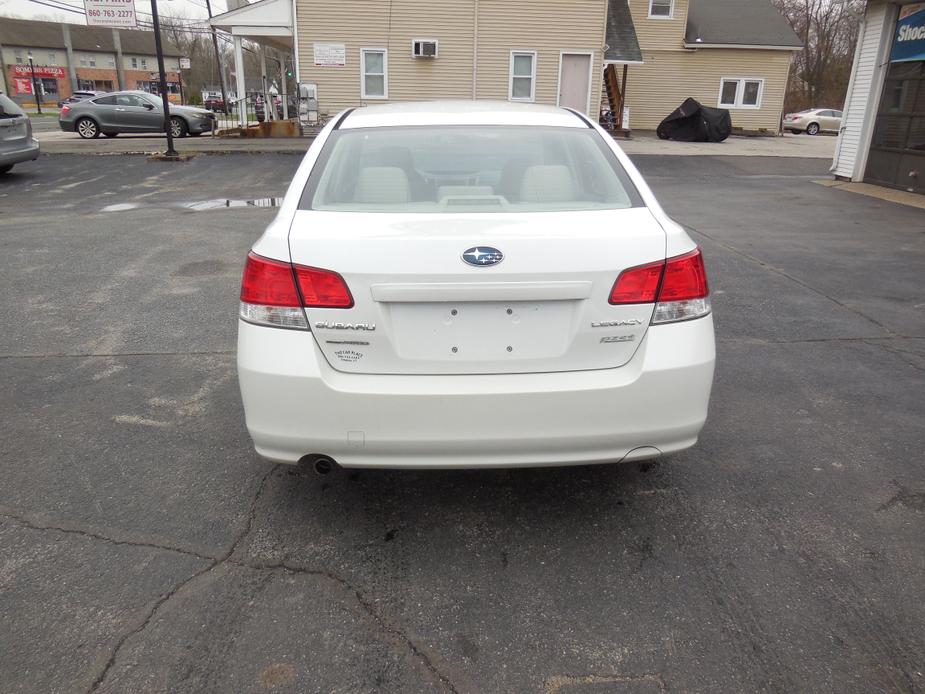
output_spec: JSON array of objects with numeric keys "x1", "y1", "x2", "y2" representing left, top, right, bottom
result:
[{"x1": 354, "y1": 167, "x2": 410, "y2": 204}]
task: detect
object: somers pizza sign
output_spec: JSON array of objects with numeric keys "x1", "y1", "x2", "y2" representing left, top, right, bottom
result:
[{"x1": 892, "y1": 3, "x2": 925, "y2": 63}]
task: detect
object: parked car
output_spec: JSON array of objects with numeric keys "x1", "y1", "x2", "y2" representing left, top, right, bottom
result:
[
  {"x1": 59, "y1": 90, "x2": 215, "y2": 138},
  {"x1": 204, "y1": 97, "x2": 227, "y2": 113},
  {"x1": 784, "y1": 108, "x2": 843, "y2": 135},
  {"x1": 57, "y1": 90, "x2": 103, "y2": 108},
  {"x1": 236, "y1": 101, "x2": 716, "y2": 471},
  {"x1": 0, "y1": 93, "x2": 40, "y2": 174}
]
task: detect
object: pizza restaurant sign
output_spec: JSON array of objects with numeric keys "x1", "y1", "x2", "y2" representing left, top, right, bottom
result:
[
  {"x1": 892, "y1": 3, "x2": 925, "y2": 62},
  {"x1": 12, "y1": 65, "x2": 66, "y2": 78}
]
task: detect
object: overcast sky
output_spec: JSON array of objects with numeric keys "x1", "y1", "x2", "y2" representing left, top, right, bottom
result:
[{"x1": 0, "y1": 0, "x2": 228, "y2": 26}]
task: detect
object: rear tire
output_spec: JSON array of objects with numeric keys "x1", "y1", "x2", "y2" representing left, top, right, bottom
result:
[
  {"x1": 76, "y1": 117, "x2": 100, "y2": 139},
  {"x1": 806, "y1": 122, "x2": 820, "y2": 136},
  {"x1": 169, "y1": 116, "x2": 188, "y2": 138}
]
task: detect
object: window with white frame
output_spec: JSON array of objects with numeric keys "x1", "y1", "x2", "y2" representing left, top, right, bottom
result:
[
  {"x1": 648, "y1": 0, "x2": 673, "y2": 18},
  {"x1": 79, "y1": 55, "x2": 87, "y2": 67},
  {"x1": 107, "y1": 55, "x2": 115, "y2": 68},
  {"x1": 89, "y1": 54, "x2": 97, "y2": 67},
  {"x1": 361, "y1": 48, "x2": 388, "y2": 99},
  {"x1": 48, "y1": 52, "x2": 57, "y2": 65},
  {"x1": 15, "y1": 50, "x2": 24, "y2": 63},
  {"x1": 509, "y1": 51, "x2": 536, "y2": 102},
  {"x1": 718, "y1": 77, "x2": 764, "y2": 109},
  {"x1": 131, "y1": 57, "x2": 138, "y2": 68},
  {"x1": 141, "y1": 58, "x2": 147, "y2": 69}
]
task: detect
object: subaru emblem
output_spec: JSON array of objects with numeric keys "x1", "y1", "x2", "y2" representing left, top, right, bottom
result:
[{"x1": 462, "y1": 246, "x2": 504, "y2": 267}]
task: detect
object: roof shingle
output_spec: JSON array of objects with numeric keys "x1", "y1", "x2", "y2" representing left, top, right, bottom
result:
[
  {"x1": 685, "y1": 0, "x2": 803, "y2": 48},
  {"x1": 605, "y1": 0, "x2": 643, "y2": 63}
]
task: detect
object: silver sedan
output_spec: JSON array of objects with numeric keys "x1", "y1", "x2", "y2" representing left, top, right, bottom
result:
[
  {"x1": 783, "y1": 108, "x2": 843, "y2": 136},
  {"x1": 58, "y1": 90, "x2": 215, "y2": 139}
]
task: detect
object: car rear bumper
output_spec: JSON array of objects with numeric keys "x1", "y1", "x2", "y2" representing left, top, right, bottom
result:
[
  {"x1": 0, "y1": 139, "x2": 40, "y2": 166},
  {"x1": 58, "y1": 119, "x2": 75, "y2": 133},
  {"x1": 237, "y1": 315, "x2": 716, "y2": 468}
]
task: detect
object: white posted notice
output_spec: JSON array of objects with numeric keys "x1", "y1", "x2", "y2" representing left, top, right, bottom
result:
[
  {"x1": 84, "y1": 0, "x2": 137, "y2": 28},
  {"x1": 314, "y1": 43, "x2": 346, "y2": 67}
]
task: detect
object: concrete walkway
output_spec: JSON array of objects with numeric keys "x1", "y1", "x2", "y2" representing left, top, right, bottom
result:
[{"x1": 34, "y1": 127, "x2": 838, "y2": 159}]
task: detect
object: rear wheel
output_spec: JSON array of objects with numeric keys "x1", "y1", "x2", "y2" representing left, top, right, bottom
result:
[
  {"x1": 76, "y1": 117, "x2": 100, "y2": 139},
  {"x1": 806, "y1": 122, "x2": 820, "y2": 136},
  {"x1": 169, "y1": 116, "x2": 188, "y2": 138}
]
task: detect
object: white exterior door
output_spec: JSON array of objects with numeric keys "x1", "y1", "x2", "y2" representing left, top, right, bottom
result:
[{"x1": 558, "y1": 53, "x2": 591, "y2": 113}]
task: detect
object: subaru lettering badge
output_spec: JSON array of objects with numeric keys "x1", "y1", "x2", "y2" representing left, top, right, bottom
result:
[{"x1": 462, "y1": 246, "x2": 504, "y2": 267}]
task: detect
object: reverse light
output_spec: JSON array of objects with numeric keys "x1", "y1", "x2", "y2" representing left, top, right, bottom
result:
[
  {"x1": 608, "y1": 248, "x2": 711, "y2": 324},
  {"x1": 239, "y1": 252, "x2": 354, "y2": 329}
]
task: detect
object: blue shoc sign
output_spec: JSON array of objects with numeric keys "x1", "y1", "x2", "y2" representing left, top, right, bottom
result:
[{"x1": 892, "y1": 4, "x2": 925, "y2": 63}]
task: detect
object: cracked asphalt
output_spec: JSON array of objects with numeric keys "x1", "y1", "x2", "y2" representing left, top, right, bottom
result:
[{"x1": 1, "y1": 153, "x2": 923, "y2": 694}]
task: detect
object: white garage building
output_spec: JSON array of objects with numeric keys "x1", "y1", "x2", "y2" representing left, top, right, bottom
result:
[{"x1": 832, "y1": 1, "x2": 925, "y2": 195}]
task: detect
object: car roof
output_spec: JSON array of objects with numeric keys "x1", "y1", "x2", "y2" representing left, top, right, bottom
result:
[{"x1": 340, "y1": 100, "x2": 588, "y2": 129}]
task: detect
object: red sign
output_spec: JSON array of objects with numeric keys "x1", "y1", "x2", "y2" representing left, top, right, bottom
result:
[
  {"x1": 11, "y1": 65, "x2": 66, "y2": 78},
  {"x1": 14, "y1": 78, "x2": 33, "y2": 95}
]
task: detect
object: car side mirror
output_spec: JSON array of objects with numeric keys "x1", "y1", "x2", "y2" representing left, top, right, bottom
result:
[{"x1": 144, "y1": 103, "x2": 155, "y2": 110}]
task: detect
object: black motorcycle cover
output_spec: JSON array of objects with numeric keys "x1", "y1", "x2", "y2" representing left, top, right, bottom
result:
[{"x1": 656, "y1": 97, "x2": 732, "y2": 142}]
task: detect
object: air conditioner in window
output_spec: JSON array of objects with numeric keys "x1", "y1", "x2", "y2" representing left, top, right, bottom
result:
[{"x1": 412, "y1": 40, "x2": 438, "y2": 59}]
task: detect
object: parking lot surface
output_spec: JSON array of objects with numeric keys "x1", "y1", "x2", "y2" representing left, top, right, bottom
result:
[{"x1": 1, "y1": 153, "x2": 923, "y2": 693}]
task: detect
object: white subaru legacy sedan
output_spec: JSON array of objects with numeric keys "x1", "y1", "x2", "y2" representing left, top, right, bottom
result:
[{"x1": 237, "y1": 101, "x2": 715, "y2": 470}]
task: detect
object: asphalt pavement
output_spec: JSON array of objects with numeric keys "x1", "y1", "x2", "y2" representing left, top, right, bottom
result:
[{"x1": 0, "y1": 153, "x2": 923, "y2": 694}]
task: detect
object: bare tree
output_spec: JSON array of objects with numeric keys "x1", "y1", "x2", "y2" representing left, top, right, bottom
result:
[{"x1": 772, "y1": 0, "x2": 863, "y2": 111}]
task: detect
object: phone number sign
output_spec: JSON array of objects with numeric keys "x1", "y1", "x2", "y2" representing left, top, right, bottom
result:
[{"x1": 84, "y1": 0, "x2": 137, "y2": 27}]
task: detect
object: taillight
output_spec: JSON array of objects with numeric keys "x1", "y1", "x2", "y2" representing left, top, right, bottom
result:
[
  {"x1": 61, "y1": 105, "x2": 71, "y2": 114},
  {"x1": 239, "y1": 251, "x2": 353, "y2": 329},
  {"x1": 608, "y1": 248, "x2": 710, "y2": 324},
  {"x1": 609, "y1": 260, "x2": 663, "y2": 304},
  {"x1": 294, "y1": 266, "x2": 353, "y2": 308},
  {"x1": 652, "y1": 248, "x2": 710, "y2": 324}
]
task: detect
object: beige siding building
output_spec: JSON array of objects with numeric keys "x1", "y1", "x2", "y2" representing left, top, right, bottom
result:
[
  {"x1": 610, "y1": 0, "x2": 801, "y2": 132},
  {"x1": 295, "y1": 0, "x2": 609, "y2": 117}
]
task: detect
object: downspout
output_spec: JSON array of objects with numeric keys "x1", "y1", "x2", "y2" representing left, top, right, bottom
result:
[
  {"x1": 291, "y1": 0, "x2": 301, "y2": 83},
  {"x1": 471, "y1": 0, "x2": 478, "y2": 100}
]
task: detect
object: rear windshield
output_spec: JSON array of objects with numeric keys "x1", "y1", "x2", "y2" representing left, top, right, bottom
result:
[
  {"x1": 0, "y1": 95, "x2": 25, "y2": 118},
  {"x1": 300, "y1": 125, "x2": 643, "y2": 213}
]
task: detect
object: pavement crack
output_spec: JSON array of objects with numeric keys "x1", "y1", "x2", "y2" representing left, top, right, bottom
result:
[
  {"x1": 85, "y1": 464, "x2": 279, "y2": 693},
  {"x1": 0, "y1": 506, "x2": 214, "y2": 562},
  {"x1": 862, "y1": 339, "x2": 925, "y2": 374},
  {"x1": 232, "y1": 559, "x2": 461, "y2": 694},
  {"x1": 685, "y1": 223, "x2": 898, "y2": 337}
]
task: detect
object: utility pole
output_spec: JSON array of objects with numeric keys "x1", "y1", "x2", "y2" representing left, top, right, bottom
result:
[
  {"x1": 204, "y1": 0, "x2": 229, "y2": 115},
  {"x1": 27, "y1": 55, "x2": 42, "y2": 115},
  {"x1": 149, "y1": 0, "x2": 178, "y2": 156}
]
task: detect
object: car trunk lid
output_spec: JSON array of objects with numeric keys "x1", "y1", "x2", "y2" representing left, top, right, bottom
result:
[{"x1": 289, "y1": 208, "x2": 666, "y2": 375}]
